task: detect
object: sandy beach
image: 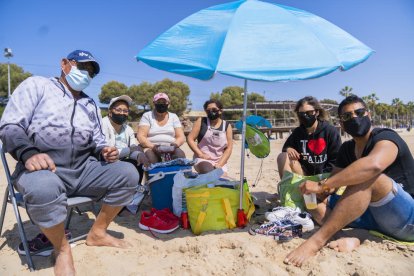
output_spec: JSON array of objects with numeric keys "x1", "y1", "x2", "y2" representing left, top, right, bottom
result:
[{"x1": 1, "y1": 130, "x2": 414, "y2": 276}]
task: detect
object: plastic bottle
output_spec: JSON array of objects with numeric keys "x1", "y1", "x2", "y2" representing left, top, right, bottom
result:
[{"x1": 181, "y1": 192, "x2": 189, "y2": 229}]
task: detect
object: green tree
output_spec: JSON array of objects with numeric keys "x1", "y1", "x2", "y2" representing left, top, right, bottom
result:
[
  {"x1": 376, "y1": 103, "x2": 391, "y2": 127},
  {"x1": 128, "y1": 81, "x2": 153, "y2": 108},
  {"x1": 247, "y1": 92, "x2": 265, "y2": 102},
  {"x1": 339, "y1": 86, "x2": 354, "y2": 98},
  {"x1": 406, "y1": 101, "x2": 414, "y2": 127},
  {"x1": 210, "y1": 86, "x2": 245, "y2": 107},
  {"x1": 362, "y1": 93, "x2": 379, "y2": 124},
  {"x1": 391, "y1": 98, "x2": 403, "y2": 127},
  {"x1": 320, "y1": 99, "x2": 338, "y2": 104},
  {"x1": 0, "y1": 63, "x2": 32, "y2": 97},
  {"x1": 98, "y1": 81, "x2": 128, "y2": 104}
]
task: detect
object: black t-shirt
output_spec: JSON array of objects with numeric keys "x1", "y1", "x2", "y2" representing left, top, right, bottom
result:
[
  {"x1": 282, "y1": 120, "x2": 342, "y2": 175},
  {"x1": 336, "y1": 128, "x2": 414, "y2": 196},
  {"x1": 197, "y1": 117, "x2": 229, "y2": 142}
]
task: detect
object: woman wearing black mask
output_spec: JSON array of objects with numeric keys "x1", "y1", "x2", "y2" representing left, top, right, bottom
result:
[
  {"x1": 102, "y1": 95, "x2": 149, "y2": 186},
  {"x1": 138, "y1": 92, "x2": 186, "y2": 163},
  {"x1": 277, "y1": 96, "x2": 342, "y2": 179},
  {"x1": 187, "y1": 99, "x2": 233, "y2": 176}
]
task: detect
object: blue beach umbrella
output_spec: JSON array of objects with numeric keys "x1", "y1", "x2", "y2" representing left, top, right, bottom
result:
[
  {"x1": 235, "y1": 115, "x2": 272, "y2": 130},
  {"x1": 137, "y1": 0, "x2": 374, "y2": 226}
]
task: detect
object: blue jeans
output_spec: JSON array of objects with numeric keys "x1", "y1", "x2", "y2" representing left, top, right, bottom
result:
[{"x1": 328, "y1": 181, "x2": 414, "y2": 241}]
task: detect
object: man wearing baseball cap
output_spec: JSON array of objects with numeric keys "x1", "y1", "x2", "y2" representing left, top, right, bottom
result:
[{"x1": 0, "y1": 50, "x2": 139, "y2": 275}]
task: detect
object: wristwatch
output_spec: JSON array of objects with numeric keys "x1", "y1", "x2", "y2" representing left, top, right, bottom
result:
[{"x1": 318, "y1": 178, "x2": 330, "y2": 192}]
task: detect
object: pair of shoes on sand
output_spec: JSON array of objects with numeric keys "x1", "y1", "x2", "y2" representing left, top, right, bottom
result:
[
  {"x1": 139, "y1": 208, "x2": 179, "y2": 234},
  {"x1": 265, "y1": 206, "x2": 314, "y2": 232},
  {"x1": 17, "y1": 230, "x2": 72, "y2": 257}
]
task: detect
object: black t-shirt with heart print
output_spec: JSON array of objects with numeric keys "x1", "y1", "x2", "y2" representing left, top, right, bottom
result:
[
  {"x1": 282, "y1": 120, "x2": 342, "y2": 175},
  {"x1": 336, "y1": 128, "x2": 414, "y2": 196}
]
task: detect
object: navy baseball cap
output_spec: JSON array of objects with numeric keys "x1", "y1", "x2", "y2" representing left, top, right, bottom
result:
[{"x1": 66, "y1": 50, "x2": 100, "y2": 75}]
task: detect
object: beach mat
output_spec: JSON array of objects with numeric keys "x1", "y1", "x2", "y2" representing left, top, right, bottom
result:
[{"x1": 369, "y1": 230, "x2": 414, "y2": 245}]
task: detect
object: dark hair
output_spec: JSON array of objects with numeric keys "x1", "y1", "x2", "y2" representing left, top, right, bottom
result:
[
  {"x1": 203, "y1": 99, "x2": 223, "y2": 110},
  {"x1": 338, "y1": 95, "x2": 367, "y2": 116},
  {"x1": 294, "y1": 96, "x2": 328, "y2": 121}
]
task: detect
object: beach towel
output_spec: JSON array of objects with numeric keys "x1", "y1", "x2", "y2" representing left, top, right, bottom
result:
[{"x1": 369, "y1": 230, "x2": 414, "y2": 245}]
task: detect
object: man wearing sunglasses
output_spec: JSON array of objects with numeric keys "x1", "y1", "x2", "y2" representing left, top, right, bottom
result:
[
  {"x1": 285, "y1": 95, "x2": 414, "y2": 267},
  {"x1": 0, "y1": 50, "x2": 139, "y2": 275}
]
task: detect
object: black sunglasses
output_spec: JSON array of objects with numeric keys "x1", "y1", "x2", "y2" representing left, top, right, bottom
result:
[
  {"x1": 70, "y1": 60, "x2": 96, "y2": 78},
  {"x1": 297, "y1": 110, "x2": 316, "y2": 117},
  {"x1": 206, "y1": 108, "x2": 220, "y2": 112},
  {"x1": 339, "y1": 108, "x2": 367, "y2": 122}
]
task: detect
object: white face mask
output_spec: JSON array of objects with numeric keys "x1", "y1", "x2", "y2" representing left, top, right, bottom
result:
[{"x1": 65, "y1": 63, "x2": 91, "y2": 91}]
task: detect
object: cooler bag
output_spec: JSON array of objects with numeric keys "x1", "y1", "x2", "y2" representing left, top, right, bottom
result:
[{"x1": 148, "y1": 165, "x2": 192, "y2": 210}]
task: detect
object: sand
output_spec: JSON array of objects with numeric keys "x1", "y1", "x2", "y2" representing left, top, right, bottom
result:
[{"x1": 1, "y1": 131, "x2": 414, "y2": 275}]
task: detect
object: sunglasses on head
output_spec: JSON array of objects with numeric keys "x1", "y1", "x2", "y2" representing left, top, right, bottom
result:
[
  {"x1": 297, "y1": 110, "x2": 316, "y2": 117},
  {"x1": 339, "y1": 108, "x2": 367, "y2": 122}
]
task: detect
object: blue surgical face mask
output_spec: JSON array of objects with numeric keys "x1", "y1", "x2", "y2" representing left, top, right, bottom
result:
[{"x1": 65, "y1": 64, "x2": 91, "y2": 91}]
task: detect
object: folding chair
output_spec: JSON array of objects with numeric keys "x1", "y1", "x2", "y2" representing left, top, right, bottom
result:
[{"x1": 0, "y1": 143, "x2": 95, "y2": 271}]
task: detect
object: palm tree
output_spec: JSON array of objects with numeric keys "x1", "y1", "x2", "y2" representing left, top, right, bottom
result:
[
  {"x1": 406, "y1": 101, "x2": 414, "y2": 127},
  {"x1": 376, "y1": 103, "x2": 391, "y2": 127},
  {"x1": 363, "y1": 93, "x2": 379, "y2": 124},
  {"x1": 339, "y1": 86, "x2": 354, "y2": 98},
  {"x1": 391, "y1": 98, "x2": 403, "y2": 128}
]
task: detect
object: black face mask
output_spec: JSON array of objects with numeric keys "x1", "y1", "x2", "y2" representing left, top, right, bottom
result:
[
  {"x1": 207, "y1": 111, "x2": 220, "y2": 120},
  {"x1": 343, "y1": 115, "x2": 371, "y2": 137},
  {"x1": 155, "y1": 104, "x2": 168, "y2": 113},
  {"x1": 111, "y1": 113, "x2": 128, "y2": 125},
  {"x1": 298, "y1": 114, "x2": 317, "y2": 128}
]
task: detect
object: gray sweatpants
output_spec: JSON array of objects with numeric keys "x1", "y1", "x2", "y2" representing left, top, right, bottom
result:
[{"x1": 14, "y1": 157, "x2": 139, "y2": 228}]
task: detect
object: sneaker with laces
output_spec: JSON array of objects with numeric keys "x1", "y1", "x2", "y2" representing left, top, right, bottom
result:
[
  {"x1": 264, "y1": 206, "x2": 301, "y2": 222},
  {"x1": 17, "y1": 230, "x2": 72, "y2": 257},
  {"x1": 151, "y1": 208, "x2": 178, "y2": 222},
  {"x1": 249, "y1": 219, "x2": 303, "y2": 241},
  {"x1": 139, "y1": 210, "x2": 179, "y2": 234},
  {"x1": 289, "y1": 212, "x2": 314, "y2": 232}
]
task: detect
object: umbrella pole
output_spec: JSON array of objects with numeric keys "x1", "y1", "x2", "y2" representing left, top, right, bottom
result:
[{"x1": 237, "y1": 79, "x2": 248, "y2": 227}]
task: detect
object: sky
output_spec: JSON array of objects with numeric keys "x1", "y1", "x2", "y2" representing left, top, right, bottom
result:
[{"x1": 1, "y1": 0, "x2": 413, "y2": 110}]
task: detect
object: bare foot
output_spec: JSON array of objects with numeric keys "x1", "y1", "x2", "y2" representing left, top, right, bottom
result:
[
  {"x1": 327, "y1": 237, "x2": 360, "y2": 252},
  {"x1": 284, "y1": 238, "x2": 323, "y2": 267},
  {"x1": 86, "y1": 231, "x2": 131, "y2": 248},
  {"x1": 54, "y1": 245, "x2": 76, "y2": 276}
]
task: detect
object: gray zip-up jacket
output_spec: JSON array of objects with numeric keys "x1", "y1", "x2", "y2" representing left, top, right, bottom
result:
[{"x1": 0, "y1": 76, "x2": 107, "y2": 169}]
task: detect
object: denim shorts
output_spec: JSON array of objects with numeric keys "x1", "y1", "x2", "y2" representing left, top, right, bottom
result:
[{"x1": 328, "y1": 181, "x2": 414, "y2": 241}]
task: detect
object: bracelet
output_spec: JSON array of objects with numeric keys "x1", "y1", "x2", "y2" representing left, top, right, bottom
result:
[{"x1": 318, "y1": 178, "x2": 330, "y2": 192}]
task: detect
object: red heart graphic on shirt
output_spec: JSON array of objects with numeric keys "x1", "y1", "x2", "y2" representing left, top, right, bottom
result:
[{"x1": 308, "y1": 138, "x2": 326, "y2": 155}]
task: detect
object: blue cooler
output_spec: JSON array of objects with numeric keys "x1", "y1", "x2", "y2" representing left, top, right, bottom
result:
[{"x1": 148, "y1": 165, "x2": 192, "y2": 210}]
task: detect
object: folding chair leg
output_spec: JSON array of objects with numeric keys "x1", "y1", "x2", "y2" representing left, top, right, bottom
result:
[
  {"x1": 75, "y1": 207, "x2": 83, "y2": 214},
  {"x1": 65, "y1": 208, "x2": 74, "y2": 230},
  {"x1": 0, "y1": 186, "x2": 9, "y2": 235},
  {"x1": 11, "y1": 197, "x2": 35, "y2": 271}
]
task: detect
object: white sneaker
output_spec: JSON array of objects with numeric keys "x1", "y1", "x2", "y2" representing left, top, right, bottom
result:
[
  {"x1": 289, "y1": 212, "x2": 314, "y2": 232},
  {"x1": 264, "y1": 206, "x2": 301, "y2": 222}
]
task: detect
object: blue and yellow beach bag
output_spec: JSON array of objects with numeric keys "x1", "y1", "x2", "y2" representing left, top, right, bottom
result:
[{"x1": 185, "y1": 182, "x2": 255, "y2": 235}]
